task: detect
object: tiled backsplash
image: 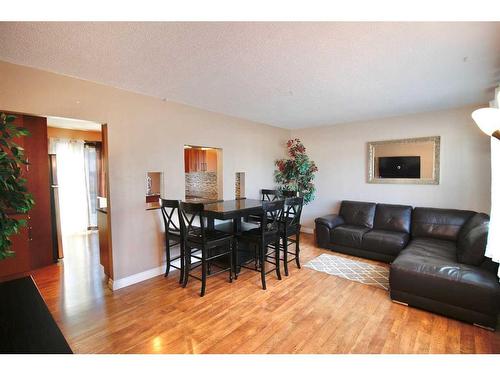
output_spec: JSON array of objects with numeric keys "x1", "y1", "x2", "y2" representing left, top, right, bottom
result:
[
  {"x1": 185, "y1": 172, "x2": 218, "y2": 199},
  {"x1": 235, "y1": 172, "x2": 245, "y2": 199},
  {"x1": 235, "y1": 173, "x2": 241, "y2": 198}
]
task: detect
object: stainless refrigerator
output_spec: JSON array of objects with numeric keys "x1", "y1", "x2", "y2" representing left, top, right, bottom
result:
[{"x1": 49, "y1": 154, "x2": 64, "y2": 260}]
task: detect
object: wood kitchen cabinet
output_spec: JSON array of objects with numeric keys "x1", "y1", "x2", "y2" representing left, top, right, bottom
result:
[
  {"x1": 0, "y1": 113, "x2": 54, "y2": 280},
  {"x1": 0, "y1": 214, "x2": 30, "y2": 280},
  {"x1": 184, "y1": 148, "x2": 217, "y2": 173}
]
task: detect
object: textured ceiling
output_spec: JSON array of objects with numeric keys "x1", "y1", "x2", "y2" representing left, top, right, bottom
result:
[{"x1": 0, "y1": 22, "x2": 499, "y2": 129}]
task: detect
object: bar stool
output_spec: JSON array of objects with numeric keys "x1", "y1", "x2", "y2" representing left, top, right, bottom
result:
[
  {"x1": 236, "y1": 200, "x2": 284, "y2": 290},
  {"x1": 280, "y1": 197, "x2": 304, "y2": 276},
  {"x1": 247, "y1": 189, "x2": 279, "y2": 223},
  {"x1": 160, "y1": 199, "x2": 184, "y2": 283},
  {"x1": 261, "y1": 189, "x2": 279, "y2": 201},
  {"x1": 180, "y1": 202, "x2": 234, "y2": 297}
]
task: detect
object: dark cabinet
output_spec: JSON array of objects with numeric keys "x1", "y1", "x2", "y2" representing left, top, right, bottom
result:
[
  {"x1": 0, "y1": 113, "x2": 54, "y2": 280},
  {"x1": 22, "y1": 115, "x2": 54, "y2": 269},
  {"x1": 0, "y1": 214, "x2": 31, "y2": 279}
]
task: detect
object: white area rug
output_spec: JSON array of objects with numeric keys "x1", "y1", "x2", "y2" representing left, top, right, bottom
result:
[{"x1": 304, "y1": 253, "x2": 389, "y2": 290}]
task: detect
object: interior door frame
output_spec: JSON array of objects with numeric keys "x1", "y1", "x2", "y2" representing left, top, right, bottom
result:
[{"x1": 101, "y1": 123, "x2": 114, "y2": 281}]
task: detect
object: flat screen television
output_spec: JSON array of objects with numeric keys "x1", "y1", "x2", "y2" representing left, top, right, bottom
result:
[{"x1": 378, "y1": 156, "x2": 421, "y2": 178}]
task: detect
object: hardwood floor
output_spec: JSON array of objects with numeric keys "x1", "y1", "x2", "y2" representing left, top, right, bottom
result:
[{"x1": 31, "y1": 233, "x2": 500, "y2": 354}]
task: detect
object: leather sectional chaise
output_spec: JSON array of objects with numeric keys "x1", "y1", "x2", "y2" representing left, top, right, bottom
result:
[{"x1": 315, "y1": 200, "x2": 500, "y2": 330}]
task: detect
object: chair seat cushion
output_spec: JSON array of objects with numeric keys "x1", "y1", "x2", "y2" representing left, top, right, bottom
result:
[
  {"x1": 187, "y1": 229, "x2": 233, "y2": 245},
  {"x1": 246, "y1": 214, "x2": 263, "y2": 223},
  {"x1": 390, "y1": 239, "x2": 500, "y2": 315},
  {"x1": 361, "y1": 229, "x2": 409, "y2": 256},
  {"x1": 330, "y1": 225, "x2": 370, "y2": 248},
  {"x1": 215, "y1": 221, "x2": 257, "y2": 233},
  {"x1": 239, "y1": 227, "x2": 280, "y2": 244}
]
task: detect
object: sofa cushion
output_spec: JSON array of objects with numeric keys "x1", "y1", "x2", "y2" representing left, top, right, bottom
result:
[
  {"x1": 456, "y1": 213, "x2": 489, "y2": 266},
  {"x1": 361, "y1": 229, "x2": 410, "y2": 256},
  {"x1": 331, "y1": 224, "x2": 370, "y2": 248},
  {"x1": 339, "y1": 200, "x2": 376, "y2": 228},
  {"x1": 397, "y1": 237, "x2": 457, "y2": 260},
  {"x1": 390, "y1": 238, "x2": 500, "y2": 316},
  {"x1": 374, "y1": 204, "x2": 412, "y2": 233},
  {"x1": 411, "y1": 207, "x2": 475, "y2": 242}
]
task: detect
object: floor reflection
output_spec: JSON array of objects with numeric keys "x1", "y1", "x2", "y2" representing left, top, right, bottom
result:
[
  {"x1": 33, "y1": 231, "x2": 109, "y2": 324},
  {"x1": 60, "y1": 232, "x2": 107, "y2": 315}
]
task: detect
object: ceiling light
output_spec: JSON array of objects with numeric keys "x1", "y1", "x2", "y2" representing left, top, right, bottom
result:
[{"x1": 471, "y1": 107, "x2": 500, "y2": 140}]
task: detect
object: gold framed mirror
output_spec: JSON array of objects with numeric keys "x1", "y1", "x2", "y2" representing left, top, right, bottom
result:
[{"x1": 367, "y1": 136, "x2": 440, "y2": 185}]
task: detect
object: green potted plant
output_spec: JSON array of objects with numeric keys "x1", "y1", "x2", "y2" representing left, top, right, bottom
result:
[
  {"x1": 0, "y1": 113, "x2": 34, "y2": 259},
  {"x1": 274, "y1": 138, "x2": 318, "y2": 204}
]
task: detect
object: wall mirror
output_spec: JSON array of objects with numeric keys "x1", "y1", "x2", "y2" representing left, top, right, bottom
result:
[{"x1": 367, "y1": 136, "x2": 440, "y2": 184}]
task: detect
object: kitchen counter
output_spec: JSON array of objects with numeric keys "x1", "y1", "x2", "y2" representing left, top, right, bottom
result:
[{"x1": 146, "y1": 197, "x2": 224, "y2": 211}]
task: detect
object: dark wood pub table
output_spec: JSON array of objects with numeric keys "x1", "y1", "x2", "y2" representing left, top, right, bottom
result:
[
  {"x1": 203, "y1": 199, "x2": 264, "y2": 269},
  {"x1": 203, "y1": 198, "x2": 264, "y2": 232}
]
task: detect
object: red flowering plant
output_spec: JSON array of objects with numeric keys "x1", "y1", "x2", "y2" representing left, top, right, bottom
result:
[{"x1": 274, "y1": 138, "x2": 318, "y2": 204}]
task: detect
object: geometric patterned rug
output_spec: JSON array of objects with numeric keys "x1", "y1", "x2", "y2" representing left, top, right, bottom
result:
[{"x1": 304, "y1": 253, "x2": 390, "y2": 290}]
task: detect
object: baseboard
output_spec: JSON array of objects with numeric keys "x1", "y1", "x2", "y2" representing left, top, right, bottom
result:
[
  {"x1": 109, "y1": 226, "x2": 312, "y2": 290},
  {"x1": 108, "y1": 263, "x2": 165, "y2": 291},
  {"x1": 108, "y1": 258, "x2": 188, "y2": 291}
]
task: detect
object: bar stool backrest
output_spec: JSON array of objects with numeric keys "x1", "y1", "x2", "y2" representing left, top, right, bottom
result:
[
  {"x1": 179, "y1": 202, "x2": 205, "y2": 242},
  {"x1": 260, "y1": 200, "x2": 285, "y2": 235},
  {"x1": 284, "y1": 196, "x2": 304, "y2": 229},
  {"x1": 160, "y1": 199, "x2": 182, "y2": 235},
  {"x1": 261, "y1": 189, "x2": 278, "y2": 201}
]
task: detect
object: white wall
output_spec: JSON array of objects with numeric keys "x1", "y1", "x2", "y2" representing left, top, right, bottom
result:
[
  {"x1": 292, "y1": 105, "x2": 491, "y2": 230},
  {"x1": 0, "y1": 61, "x2": 288, "y2": 283}
]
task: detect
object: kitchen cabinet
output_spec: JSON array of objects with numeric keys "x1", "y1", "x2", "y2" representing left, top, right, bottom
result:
[
  {"x1": 0, "y1": 113, "x2": 54, "y2": 280},
  {"x1": 0, "y1": 214, "x2": 30, "y2": 280},
  {"x1": 184, "y1": 148, "x2": 217, "y2": 173}
]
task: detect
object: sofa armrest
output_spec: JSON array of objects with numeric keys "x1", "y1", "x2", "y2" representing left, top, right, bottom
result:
[{"x1": 315, "y1": 214, "x2": 345, "y2": 230}]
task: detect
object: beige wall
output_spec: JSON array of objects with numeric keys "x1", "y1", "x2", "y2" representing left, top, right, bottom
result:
[
  {"x1": 291, "y1": 105, "x2": 491, "y2": 230},
  {"x1": 47, "y1": 126, "x2": 102, "y2": 142},
  {"x1": 0, "y1": 60, "x2": 288, "y2": 282},
  {"x1": 0, "y1": 60, "x2": 492, "y2": 282}
]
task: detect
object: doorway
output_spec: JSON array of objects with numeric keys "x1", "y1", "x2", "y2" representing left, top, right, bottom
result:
[{"x1": 47, "y1": 117, "x2": 109, "y2": 284}]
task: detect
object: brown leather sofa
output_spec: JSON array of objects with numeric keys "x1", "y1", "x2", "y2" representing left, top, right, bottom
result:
[{"x1": 315, "y1": 200, "x2": 500, "y2": 329}]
